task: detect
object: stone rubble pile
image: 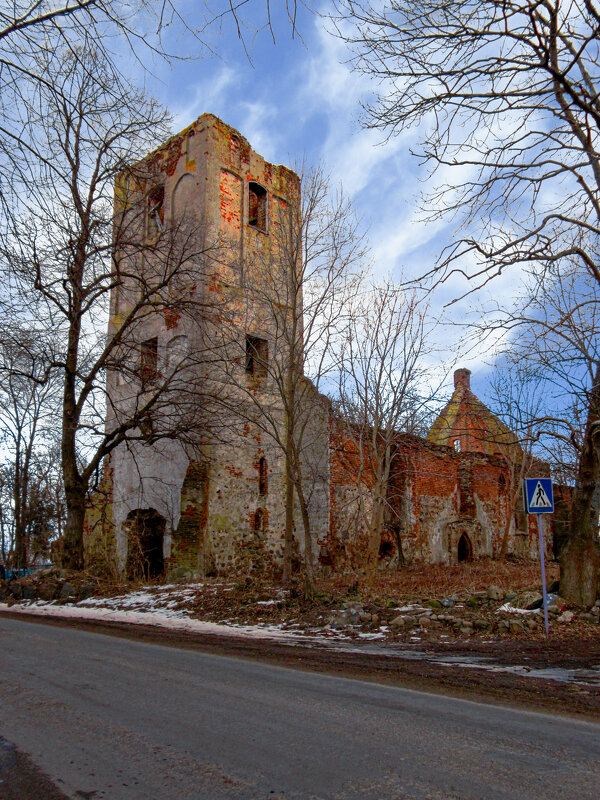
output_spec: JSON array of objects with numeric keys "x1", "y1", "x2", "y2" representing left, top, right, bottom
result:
[
  {"x1": 325, "y1": 584, "x2": 600, "y2": 637},
  {"x1": 0, "y1": 570, "x2": 97, "y2": 604}
]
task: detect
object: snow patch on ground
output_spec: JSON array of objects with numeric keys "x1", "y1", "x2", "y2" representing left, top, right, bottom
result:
[
  {"x1": 79, "y1": 588, "x2": 196, "y2": 613},
  {"x1": 0, "y1": 601, "x2": 308, "y2": 642},
  {"x1": 497, "y1": 603, "x2": 541, "y2": 615},
  {"x1": 3, "y1": 600, "x2": 599, "y2": 687}
]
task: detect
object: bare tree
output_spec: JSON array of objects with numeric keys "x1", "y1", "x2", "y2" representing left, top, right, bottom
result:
[
  {"x1": 333, "y1": 0, "x2": 600, "y2": 603},
  {"x1": 333, "y1": 1, "x2": 600, "y2": 291},
  {"x1": 483, "y1": 265, "x2": 600, "y2": 601},
  {"x1": 0, "y1": 464, "x2": 14, "y2": 565},
  {"x1": 0, "y1": 446, "x2": 65, "y2": 567},
  {"x1": 0, "y1": 43, "x2": 218, "y2": 570},
  {"x1": 0, "y1": 2, "x2": 298, "y2": 59},
  {"x1": 335, "y1": 281, "x2": 436, "y2": 580},
  {"x1": 0, "y1": 2, "x2": 304, "y2": 222},
  {"x1": 482, "y1": 361, "x2": 547, "y2": 561},
  {"x1": 0, "y1": 328, "x2": 61, "y2": 568},
  {"x1": 213, "y1": 165, "x2": 365, "y2": 594}
]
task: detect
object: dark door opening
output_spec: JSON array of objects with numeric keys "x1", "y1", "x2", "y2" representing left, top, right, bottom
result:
[
  {"x1": 457, "y1": 532, "x2": 473, "y2": 563},
  {"x1": 126, "y1": 508, "x2": 166, "y2": 580}
]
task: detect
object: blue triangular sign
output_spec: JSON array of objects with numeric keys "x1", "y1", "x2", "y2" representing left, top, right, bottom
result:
[{"x1": 524, "y1": 477, "x2": 554, "y2": 514}]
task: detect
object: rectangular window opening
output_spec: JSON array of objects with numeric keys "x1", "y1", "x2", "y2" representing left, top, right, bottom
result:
[
  {"x1": 245, "y1": 335, "x2": 268, "y2": 378},
  {"x1": 147, "y1": 185, "x2": 165, "y2": 240},
  {"x1": 248, "y1": 181, "x2": 267, "y2": 232},
  {"x1": 140, "y1": 415, "x2": 155, "y2": 439},
  {"x1": 259, "y1": 457, "x2": 268, "y2": 496}
]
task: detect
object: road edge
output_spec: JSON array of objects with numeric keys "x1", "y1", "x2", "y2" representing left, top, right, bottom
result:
[{"x1": 1, "y1": 608, "x2": 598, "y2": 722}]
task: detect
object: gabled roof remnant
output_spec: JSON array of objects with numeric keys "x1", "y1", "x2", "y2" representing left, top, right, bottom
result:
[{"x1": 427, "y1": 369, "x2": 521, "y2": 458}]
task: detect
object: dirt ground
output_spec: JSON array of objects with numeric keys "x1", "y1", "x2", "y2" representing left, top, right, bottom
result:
[{"x1": 0, "y1": 737, "x2": 69, "y2": 800}]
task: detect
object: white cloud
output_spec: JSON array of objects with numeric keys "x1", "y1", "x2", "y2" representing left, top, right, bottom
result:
[
  {"x1": 235, "y1": 100, "x2": 280, "y2": 162},
  {"x1": 160, "y1": 12, "x2": 527, "y2": 383},
  {"x1": 170, "y1": 65, "x2": 238, "y2": 130}
]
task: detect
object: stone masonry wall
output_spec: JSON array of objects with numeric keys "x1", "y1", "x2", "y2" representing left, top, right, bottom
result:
[{"x1": 89, "y1": 113, "x2": 325, "y2": 579}]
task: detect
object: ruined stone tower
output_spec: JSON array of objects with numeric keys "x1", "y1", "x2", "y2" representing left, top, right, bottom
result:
[{"x1": 94, "y1": 113, "x2": 331, "y2": 579}]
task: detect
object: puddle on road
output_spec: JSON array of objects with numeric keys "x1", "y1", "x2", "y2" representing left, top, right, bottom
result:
[
  {"x1": 306, "y1": 638, "x2": 600, "y2": 688},
  {"x1": 428, "y1": 656, "x2": 600, "y2": 687}
]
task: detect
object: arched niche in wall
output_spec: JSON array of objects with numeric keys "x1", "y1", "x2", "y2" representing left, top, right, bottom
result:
[
  {"x1": 171, "y1": 173, "x2": 196, "y2": 223},
  {"x1": 165, "y1": 334, "x2": 189, "y2": 370},
  {"x1": 457, "y1": 532, "x2": 473, "y2": 563}
]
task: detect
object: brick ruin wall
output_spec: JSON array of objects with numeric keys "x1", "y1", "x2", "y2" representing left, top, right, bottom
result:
[{"x1": 324, "y1": 423, "x2": 553, "y2": 572}]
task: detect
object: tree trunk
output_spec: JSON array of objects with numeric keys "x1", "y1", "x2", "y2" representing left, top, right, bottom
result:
[
  {"x1": 394, "y1": 524, "x2": 405, "y2": 570},
  {"x1": 61, "y1": 300, "x2": 85, "y2": 570},
  {"x1": 366, "y1": 491, "x2": 385, "y2": 579},
  {"x1": 282, "y1": 319, "x2": 298, "y2": 586},
  {"x1": 13, "y1": 523, "x2": 26, "y2": 569},
  {"x1": 295, "y1": 473, "x2": 315, "y2": 599},
  {"x1": 364, "y1": 442, "x2": 392, "y2": 582},
  {"x1": 62, "y1": 482, "x2": 86, "y2": 570},
  {"x1": 282, "y1": 440, "x2": 295, "y2": 586},
  {"x1": 12, "y1": 438, "x2": 27, "y2": 569},
  {"x1": 498, "y1": 515, "x2": 512, "y2": 562},
  {"x1": 13, "y1": 462, "x2": 26, "y2": 569},
  {"x1": 560, "y1": 366, "x2": 600, "y2": 606},
  {"x1": 560, "y1": 536, "x2": 600, "y2": 607}
]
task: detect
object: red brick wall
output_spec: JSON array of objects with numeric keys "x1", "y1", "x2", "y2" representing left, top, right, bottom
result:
[{"x1": 325, "y1": 422, "x2": 535, "y2": 568}]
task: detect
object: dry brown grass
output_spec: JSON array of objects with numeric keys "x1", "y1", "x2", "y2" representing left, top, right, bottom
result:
[{"x1": 322, "y1": 560, "x2": 560, "y2": 602}]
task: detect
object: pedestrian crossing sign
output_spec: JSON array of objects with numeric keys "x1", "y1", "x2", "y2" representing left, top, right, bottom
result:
[{"x1": 523, "y1": 478, "x2": 554, "y2": 514}]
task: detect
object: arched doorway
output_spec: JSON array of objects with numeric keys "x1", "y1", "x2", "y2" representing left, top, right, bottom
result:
[
  {"x1": 457, "y1": 532, "x2": 473, "y2": 563},
  {"x1": 125, "y1": 508, "x2": 166, "y2": 580}
]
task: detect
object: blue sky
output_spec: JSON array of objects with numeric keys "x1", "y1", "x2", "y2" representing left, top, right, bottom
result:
[{"x1": 141, "y1": 1, "x2": 519, "y2": 400}]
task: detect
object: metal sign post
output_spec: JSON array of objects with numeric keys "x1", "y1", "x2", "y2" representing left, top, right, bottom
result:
[
  {"x1": 523, "y1": 478, "x2": 554, "y2": 637},
  {"x1": 536, "y1": 513, "x2": 550, "y2": 636}
]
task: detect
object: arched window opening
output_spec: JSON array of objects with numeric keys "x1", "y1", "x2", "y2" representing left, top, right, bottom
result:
[
  {"x1": 457, "y1": 532, "x2": 473, "y2": 563},
  {"x1": 258, "y1": 457, "x2": 268, "y2": 496},
  {"x1": 125, "y1": 508, "x2": 166, "y2": 580},
  {"x1": 246, "y1": 334, "x2": 268, "y2": 378},
  {"x1": 499, "y1": 474, "x2": 506, "y2": 488},
  {"x1": 140, "y1": 336, "x2": 158, "y2": 385},
  {"x1": 248, "y1": 181, "x2": 267, "y2": 232},
  {"x1": 379, "y1": 541, "x2": 394, "y2": 559}
]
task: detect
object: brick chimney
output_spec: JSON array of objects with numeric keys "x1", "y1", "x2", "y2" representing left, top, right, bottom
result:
[{"x1": 454, "y1": 368, "x2": 471, "y2": 391}]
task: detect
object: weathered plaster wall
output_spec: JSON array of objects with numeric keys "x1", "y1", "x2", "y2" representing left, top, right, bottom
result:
[
  {"x1": 83, "y1": 462, "x2": 118, "y2": 578},
  {"x1": 297, "y1": 380, "x2": 331, "y2": 564},
  {"x1": 92, "y1": 113, "x2": 315, "y2": 578}
]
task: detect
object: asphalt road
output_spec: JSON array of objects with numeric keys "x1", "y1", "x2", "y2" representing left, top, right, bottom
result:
[{"x1": 0, "y1": 617, "x2": 598, "y2": 800}]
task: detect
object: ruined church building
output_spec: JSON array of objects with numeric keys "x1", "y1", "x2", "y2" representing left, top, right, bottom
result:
[{"x1": 85, "y1": 114, "x2": 552, "y2": 579}]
